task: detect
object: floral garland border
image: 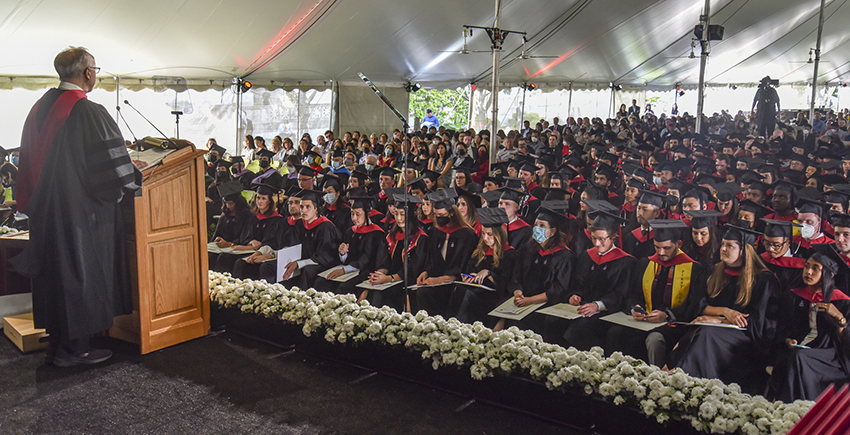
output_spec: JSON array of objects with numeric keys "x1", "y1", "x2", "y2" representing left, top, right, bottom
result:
[{"x1": 208, "y1": 271, "x2": 812, "y2": 435}]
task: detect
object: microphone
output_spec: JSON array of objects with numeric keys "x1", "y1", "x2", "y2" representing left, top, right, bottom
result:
[
  {"x1": 115, "y1": 104, "x2": 139, "y2": 145},
  {"x1": 123, "y1": 100, "x2": 178, "y2": 148}
]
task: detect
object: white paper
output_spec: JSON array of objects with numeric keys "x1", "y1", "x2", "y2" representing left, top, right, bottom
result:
[
  {"x1": 276, "y1": 244, "x2": 302, "y2": 282},
  {"x1": 537, "y1": 303, "x2": 584, "y2": 320},
  {"x1": 318, "y1": 268, "x2": 360, "y2": 282},
  {"x1": 600, "y1": 312, "x2": 663, "y2": 332},
  {"x1": 488, "y1": 297, "x2": 544, "y2": 320},
  {"x1": 453, "y1": 280, "x2": 495, "y2": 291},
  {"x1": 355, "y1": 279, "x2": 401, "y2": 291}
]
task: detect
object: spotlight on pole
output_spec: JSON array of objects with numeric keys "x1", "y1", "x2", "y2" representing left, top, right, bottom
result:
[
  {"x1": 404, "y1": 82, "x2": 422, "y2": 93},
  {"x1": 235, "y1": 79, "x2": 252, "y2": 93}
]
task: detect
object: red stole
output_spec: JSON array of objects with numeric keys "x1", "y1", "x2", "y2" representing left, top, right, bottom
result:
[
  {"x1": 527, "y1": 181, "x2": 539, "y2": 191},
  {"x1": 793, "y1": 234, "x2": 835, "y2": 249},
  {"x1": 472, "y1": 220, "x2": 482, "y2": 236},
  {"x1": 791, "y1": 287, "x2": 850, "y2": 302},
  {"x1": 303, "y1": 215, "x2": 331, "y2": 230},
  {"x1": 540, "y1": 242, "x2": 568, "y2": 257},
  {"x1": 648, "y1": 251, "x2": 695, "y2": 268},
  {"x1": 436, "y1": 223, "x2": 467, "y2": 235},
  {"x1": 760, "y1": 251, "x2": 806, "y2": 269},
  {"x1": 763, "y1": 212, "x2": 796, "y2": 222},
  {"x1": 507, "y1": 219, "x2": 530, "y2": 231},
  {"x1": 19, "y1": 89, "x2": 87, "y2": 210},
  {"x1": 352, "y1": 224, "x2": 384, "y2": 234},
  {"x1": 387, "y1": 228, "x2": 426, "y2": 257},
  {"x1": 621, "y1": 202, "x2": 636, "y2": 213},
  {"x1": 287, "y1": 216, "x2": 300, "y2": 226},
  {"x1": 586, "y1": 247, "x2": 632, "y2": 265},
  {"x1": 631, "y1": 227, "x2": 654, "y2": 243},
  {"x1": 256, "y1": 210, "x2": 283, "y2": 220}
]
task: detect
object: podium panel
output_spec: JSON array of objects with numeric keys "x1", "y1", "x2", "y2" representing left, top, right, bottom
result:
[{"x1": 110, "y1": 146, "x2": 210, "y2": 354}]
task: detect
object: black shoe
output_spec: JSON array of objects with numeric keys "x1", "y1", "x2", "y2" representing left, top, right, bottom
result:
[{"x1": 51, "y1": 348, "x2": 112, "y2": 367}]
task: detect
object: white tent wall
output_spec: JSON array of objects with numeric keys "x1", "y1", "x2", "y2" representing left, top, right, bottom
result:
[{"x1": 338, "y1": 84, "x2": 409, "y2": 138}]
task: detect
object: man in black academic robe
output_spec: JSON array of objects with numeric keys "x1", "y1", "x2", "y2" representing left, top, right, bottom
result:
[
  {"x1": 12, "y1": 47, "x2": 142, "y2": 366},
  {"x1": 280, "y1": 190, "x2": 342, "y2": 289}
]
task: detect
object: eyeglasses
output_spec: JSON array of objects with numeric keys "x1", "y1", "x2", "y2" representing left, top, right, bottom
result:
[
  {"x1": 88, "y1": 66, "x2": 101, "y2": 74},
  {"x1": 762, "y1": 240, "x2": 788, "y2": 250},
  {"x1": 590, "y1": 236, "x2": 611, "y2": 243}
]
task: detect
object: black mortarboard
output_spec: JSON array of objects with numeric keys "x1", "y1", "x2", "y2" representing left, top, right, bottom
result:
[
  {"x1": 421, "y1": 169, "x2": 440, "y2": 183},
  {"x1": 378, "y1": 167, "x2": 401, "y2": 178},
  {"x1": 826, "y1": 190, "x2": 850, "y2": 208},
  {"x1": 392, "y1": 193, "x2": 422, "y2": 206},
  {"x1": 797, "y1": 197, "x2": 826, "y2": 219},
  {"x1": 503, "y1": 177, "x2": 525, "y2": 191},
  {"x1": 455, "y1": 186, "x2": 481, "y2": 208},
  {"x1": 810, "y1": 244, "x2": 850, "y2": 302},
  {"x1": 595, "y1": 163, "x2": 617, "y2": 181},
  {"x1": 722, "y1": 224, "x2": 762, "y2": 247},
  {"x1": 536, "y1": 203, "x2": 569, "y2": 226},
  {"x1": 519, "y1": 162, "x2": 537, "y2": 175},
  {"x1": 215, "y1": 159, "x2": 232, "y2": 169},
  {"x1": 230, "y1": 156, "x2": 244, "y2": 164},
  {"x1": 762, "y1": 218, "x2": 801, "y2": 239},
  {"x1": 256, "y1": 182, "x2": 281, "y2": 197},
  {"x1": 797, "y1": 187, "x2": 823, "y2": 201},
  {"x1": 627, "y1": 178, "x2": 648, "y2": 190},
  {"x1": 481, "y1": 190, "x2": 502, "y2": 208},
  {"x1": 322, "y1": 175, "x2": 343, "y2": 192},
  {"x1": 383, "y1": 187, "x2": 407, "y2": 206},
  {"x1": 738, "y1": 170, "x2": 764, "y2": 185},
  {"x1": 295, "y1": 164, "x2": 320, "y2": 177},
  {"x1": 349, "y1": 196, "x2": 375, "y2": 211},
  {"x1": 654, "y1": 161, "x2": 675, "y2": 173},
  {"x1": 427, "y1": 188, "x2": 458, "y2": 210},
  {"x1": 638, "y1": 189, "x2": 671, "y2": 208},
  {"x1": 217, "y1": 181, "x2": 243, "y2": 199},
  {"x1": 747, "y1": 180, "x2": 770, "y2": 193},
  {"x1": 303, "y1": 150, "x2": 322, "y2": 161},
  {"x1": 648, "y1": 219, "x2": 687, "y2": 242},
  {"x1": 582, "y1": 199, "x2": 619, "y2": 213},
  {"x1": 296, "y1": 189, "x2": 323, "y2": 205},
  {"x1": 477, "y1": 207, "x2": 509, "y2": 228},
  {"x1": 821, "y1": 174, "x2": 848, "y2": 187},
  {"x1": 671, "y1": 144, "x2": 692, "y2": 156},
  {"x1": 738, "y1": 199, "x2": 772, "y2": 217},
  {"x1": 257, "y1": 149, "x2": 275, "y2": 160},
  {"x1": 688, "y1": 209, "x2": 723, "y2": 229},
  {"x1": 829, "y1": 212, "x2": 850, "y2": 229},
  {"x1": 590, "y1": 209, "x2": 628, "y2": 231},
  {"x1": 497, "y1": 187, "x2": 525, "y2": 204},
  {"x1": 713, "y1": 182, "x2": 743, "y2": 201},
  {"x1": 209, "y1": 144, "x2": 226, "y2": 156},
  {"x1": 666, "y1": 178, "x2": 693, "y2": 194}
]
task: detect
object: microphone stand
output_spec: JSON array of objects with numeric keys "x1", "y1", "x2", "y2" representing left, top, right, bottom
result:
[
  {"x1": 117, "y1": 104, "x2": 141, "y2": 161},
  {"x1": 123, "y1": 100, "x2": 178, "y2": 149}
]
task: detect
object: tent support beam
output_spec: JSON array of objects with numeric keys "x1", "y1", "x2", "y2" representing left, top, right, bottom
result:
[
  {"x1": 810, "y1": 0, "x2": 826, "y2": 122},
  {"x1": 695, "y1": 0, "x2": 710, "y2": 133},
  {"x1": 489, "y1": 0, "x2": 502, "y2": 174}
]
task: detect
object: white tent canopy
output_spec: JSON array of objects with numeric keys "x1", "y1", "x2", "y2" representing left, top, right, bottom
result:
[{"x1": 1, "y1": 0, "x2": 848, "y2": 89}]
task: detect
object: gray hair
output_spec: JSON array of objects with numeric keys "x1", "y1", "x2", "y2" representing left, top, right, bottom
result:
[{"x1": 54, "y1": 46, "x2": 93, "y2": 81}]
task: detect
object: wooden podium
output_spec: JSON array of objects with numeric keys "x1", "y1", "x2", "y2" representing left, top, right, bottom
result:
[{"x1": 109, "y1": 145, "x2": 211, "y2": 354}]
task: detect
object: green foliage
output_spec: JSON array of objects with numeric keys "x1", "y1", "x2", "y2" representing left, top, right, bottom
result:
[
  {"x1": 646, "y1": 95, "x2": 662, "y2": 105},
  {"x1": 410, "y1": 88, "x2": 470, "y2": 129}
]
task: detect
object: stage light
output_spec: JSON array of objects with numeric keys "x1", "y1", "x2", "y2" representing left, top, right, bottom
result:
[
  {"x1": 679, "y1": 90, "x2": 685, "y2": 97},
  {"x1": 731, "y1": 85, "x2": 737, "y2": 90},
  {"x1": 404, "y1": 82, "x2": 422, "y2": 93},
  {"x1": 239, "y1": 79, "x2": 252, "y2": 93},
  {"x1": 527, "y1": 83, "x2": 537, "y2": 91}
]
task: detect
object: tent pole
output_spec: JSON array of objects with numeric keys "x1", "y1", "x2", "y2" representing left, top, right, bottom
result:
[
  {"x1": 567, "y1": 83, "x2": 573, "y2": 119},
  {"x1": 520, "y1": 84, "x2": 527, "y2": 130},
  {"x1": 695, "y1": 0, "x2": 710, "y2": 134},
  {"x1": 810, "y1": 0, "x2": 826, "y2": 122},
  {"x1": 468, "y1": 83, "x2": 475, "y2": 129},
  {"x1": 235, "y1": 84, "x2": 241, "y2": 156},
  {"x1": 488, "y1": 0, "x2": 502, "y2": 174}
]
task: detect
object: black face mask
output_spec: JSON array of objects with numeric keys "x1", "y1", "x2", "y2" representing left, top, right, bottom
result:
[
  {"x1": 209, "y1": 155, "x2": 219, "y2": 163},
  {"x1": 735, "y1": 218, "x2": 753, "y2": 229},
  {"x1": 436, "y1": 216, "x2": 451, "y2": 227},
  {"x1": 259, "y1": 160, "x2": 270, "y2": 169}
]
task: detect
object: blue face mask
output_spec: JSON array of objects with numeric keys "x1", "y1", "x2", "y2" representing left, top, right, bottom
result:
[
  {"x1": 532, "y1": 226, "x2": 549, "y2": 244},
  {"x1": 331, "y1": 160, "x2": 341, "y2": 169},
  {"x1": 365, "y1": 163, "x2": 375, "y2": 171},
  {"x1": 323, "y1": 192, "x2": 337, "y2": 205},
  {"x1": 10, "y1": 156, "x2": 18, "y2": 166}
]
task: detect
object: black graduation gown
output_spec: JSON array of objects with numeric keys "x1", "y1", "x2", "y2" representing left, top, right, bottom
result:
[
  {"x1": 568, "y1": 228, "x2": 593, "y2": 255},
  {"x1": 315, "y1": 224, "x2": 388, "y2": 295},
  {"x1": 506, "y1": 219, "x2": 533, "y2": 254},
  {"x1": 681, "y1": 242, "x2": 719, "y2": 269},
  {"x1": 416, "y1": 225, "x2": 478, "y2": 317},
  {"x1": 454, "y1": 248, "x2": 520, "y2": 327},
  {"x1": 760, "y1": 251, "x2": 805, "y2": 293},
  {"x1": 214, "y1": 212, "x2": 284, "y2": 273},
  {"x1": 212, "y1": 208, "x2": 256, "y2": 246},
  {"x1": 770, "y1": 290, "x2": 850, "y2": 401},
  {"x1": 366, "y1": 229, "x2": 429, "y2": 312},
  {"x1": 234, "y1": 169, "x2": 256, "y2": 190},
  {"x1": 282, "y1": 216, "x2": 342, "y2": 289},
  {"x1": 233, "y1": 216, "x2": 304, "y2": 281},
  {"x1": 251, "y1": 167, "x2": 284, "y2": 190},
  {"x1": 374, "y1": 190, "x2": 390, "y2": 216},
  {"x1": 511, "y1": 242, "x2": 574, "y2": 338},
  {"x1": 323, "y1": 201, "x2": 352, "y2": 234},
  {"x1": 622, "y1": 227, "x2": 655, "y2": 259},
  {"x1": 560, "y1": 248, "x2": 635, "y2": 350},
  {"x1": 11, "y1": 88, "x2": 142, "y2": 342},
  {"x1": 671, "y1": 270, "x2": 780, "y2": 391}
]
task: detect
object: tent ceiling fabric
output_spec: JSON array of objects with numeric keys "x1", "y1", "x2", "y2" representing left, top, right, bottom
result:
[{"x1": 1, "y1": 0, "x2": 848, "y2": 89}]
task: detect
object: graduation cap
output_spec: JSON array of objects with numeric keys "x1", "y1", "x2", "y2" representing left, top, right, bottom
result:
[
  {"x1": 256, "y1": 149, "x2": 275, "y2": 160},
  {"x1": 209, "y1": 144, "x2": 226, "y2": 156},
  {"x1": 481, "y1": 190, "x2": 502, "y2": 208},
  {"x1": 215, "y1": 159, "x2": 232, "y2": 169},
  {"x1": 747, "y1": 180, "x2": 770, "y2": 193},
  {"x1": 427, "y1": 188, "x2": 458, "y2": 210},
  {"x1": 349, "y1": 170, "x2": 369, "y2": 184},
  {"x1": 256, "y1": 182, "x2": 281, "y2": 197},
  {"x1": 582, "y1": 199, "x2": 619, "y2": 213},
  {"x1": 296, "y1": 189, "x2": 324, "y2": 205},
  {"x1": 773, "y1": 180, "x2": 801, "y2": 194},
  {"x1": 392, "y1": 193, "x2": 422, "y2": 207},
  {"x1": 378, "y1": 166, "x2": 401, "y2": 178},
  {"x1": 217, "y1": 181, "x2": 243, "y2": 199},
  {"x1": 654, "y1": 161, "x2": 675, "y2": 173},
  {"x1": 821, "y1": 174, "x2": 848, "y2": 187},
  {"x1": 829, "y1": 211, "x2": 850, "y2": 229},
  {"x1": 688, "y1": 209, "x2": 724, "y2": 229},
  {"x1": 519, "y1": 162, "x2": 538, "y2": 175},
  {"x1": 322, "y1": 175, "x2": 343, "y2": 192},
  {"x1": 627, "y1": 178, "x2": 648, "y2": 191},
  {"x1": 671, "y1": 144, "x2": 692, "y2": 156},
  {"x1": 349, "y1": 195, "x2": 375, "y2": 212},
  {"x1": 536, "y1": 154, "x2": 557, "y2": 171},
  {"x1": 825, "y1": 190, "x2": 850, "y2": 209},
  {"x1": 496, "y1": 187, "x2": 525, "y2": 204},
  {"x1": 722, "y1": 224, "x2": 762, "y2": 247},
  {"x1": 536, "y1": 202, "x2": 570, "y2": 227},
  {"x1": 294, "y1": 164, "x2": 321, "y2": 177},
  {"x1": 503, "y1": 177, "x2": 525, "y2": 191},
  {"x1": 230, "y1": 156, "x2": 244, "y2": 165},
  {"x1": 631, "y1": 167, "x2": 654, "y2": 183},
  {"x1": 638, "y1": 189, "x2": 671, "y2": 208},
  {"x1": 648, "y1": 219, "x2": 688, "y2": 242},
  {"x1": 810, "y1": 243, "x2": 850, "y2": 302},
  {"x1": 477, "y1": 207, "x2": 509, "y2": 228},
  {"x1": 455, "y1": 186, "x2": 482, "y2": 208},
  {"x1": 303, "y1": 150, "x2": 323, "y2": 162},
  {"x1": 421, "y1": 169, "x2": 440, "y2": 182},
  {"x1": 738, "y1": 170, "x2": 764, "y2": 184},
  {"x1": 738, "y1": 199, "x2": 772, "y2": 218},
  {"x1": 595, "y1": 163, "x2": 618, "y2": 181},
  {"x1": 713, "y1": 182, "x2": 744, "y2": 202},
  {"x1": 762, "y1": 218, "x2": 801, "y2": 239},
  {"x1": 383, "y1": 187, "x2": 408, "y2": 205},
  {"x1": 797, "y1": 187, "x2": 823, "y2": 201},
  {"x1": 589, "y1": 209, "x2": 628, "y2": 232},
  {"x1": 797, "y1": 197, "x2": 827, "y2": 220}
]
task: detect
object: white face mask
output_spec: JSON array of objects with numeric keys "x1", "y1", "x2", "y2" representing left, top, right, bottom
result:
[
  {"x1": 323, "y1": 192, "x2": 337, "y2": 205},
  {"x1": 800, "y1": 223, "x2": 816, "y2": 239},
  {"x1": 653, "y1": 176, "x2": 663, "y2": 186}
]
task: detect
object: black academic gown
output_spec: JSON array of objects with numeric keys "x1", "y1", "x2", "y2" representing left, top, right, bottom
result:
[
  {"x1": 671, "y1": 270, "x2": 780, "y2": 392},
  {"x1": 770, "y1": 289, "x2": 850, "y2": 401},
  {"x1": 233, "y1": 216, "x2": 303, "y2": 281},
  {"x1": 416, "y1": 224, "x2": 478, "y2": 317},
  {"x1": 283, "y1": 216, "x2": 342, "y2": 289},
  {"x1": 315, "y1": 224, "x2": 388, "y2": 296},
  {"x1": 366, "y1": 228, "x2": 429, "y2": 312},
  {"x1": 560, "y1": 248, "x2": 635, "y2": 351},
  {"x1": 209, "y1": 208, "x2": 257, "y2": 272},
  {"x1": 234, "y1": 169, "x2": 256, "y2": 190},
  {"x1": 506, "y1": 219, "x2": 532, "y2": 254},
  {"x1": 512, "y1": 242, "x2": 574, "y2": 339},
  {"x1": 11, "y1": 88, "x2": 142, "y2": 343},
  {"x1": 454, "y1": 247, "x2": 520, "y2": 327},
  {"x1": 323, "y1": 201, "x2": 352, "y2": 234},
  {"x1": 251, "y1": 167, "x2": 284, "y2": 190},
  {"x1": 622, "y1": 227, "x2": 655, "y2": 259},
  {"x1": 568, "y1": 227, "x2": 593, "y2": 255},
  {"x1": 760, "y1": 251, "x2": 805, "y2": 293},
  {"x1": 214, "y1": 212, "x2": 284, "y2": 273}
]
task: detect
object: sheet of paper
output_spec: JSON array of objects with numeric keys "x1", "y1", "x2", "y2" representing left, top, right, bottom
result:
[
  {"x1": 318, "y1": 268, "x2": 360, "y2": 282},
  {"x1": 600, "y1": 312, "x2": 662, "y2": 332},
  {"x1": 537, "y1": 303, "x2": 584, "y2": 320},
  {"x1": 488, "y1": 297, "x2": 544, "y2": 320},
  {"x1": 355, "y1": 279, "x2": 401, "y2": 291},
  {"x1": 453, "y1": 280, "x2": 495, "y2": 291},
  {"x1": 276, "y1": 244, "x2": 302, "y2": 282}
]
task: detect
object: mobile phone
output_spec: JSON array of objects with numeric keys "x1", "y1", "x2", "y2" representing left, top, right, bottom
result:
[
  {"x1": 461, "y1": 273, "x2": 475, "y2": 280},
  {"x1": 633, "y1": 305, "x2": 648, "y2": 315},
  {"x1": 790, "y1": 343, "x2": 810, "y2": 349}
]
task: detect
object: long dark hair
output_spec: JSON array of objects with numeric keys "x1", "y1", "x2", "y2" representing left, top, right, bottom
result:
[
  {"x1": 244, "y1": 135, "x2": 255, "y2": 149},
  {"x1": 389, "y1": 206, "x2": 422, "y2": 239},
  {"x1": 682, "y1": 223, "x2": 720, "y2": 265},
  {"x1": 221, "y1": 193, "x2": 250, "y2": 214},
  {"x1": 525, "y1": 222, "x2": 568, "y2": 253}
]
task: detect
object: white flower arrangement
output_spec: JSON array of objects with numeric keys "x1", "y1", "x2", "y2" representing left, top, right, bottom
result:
[
  {"x1": 208, "y1": 271, "x2": 813, "y2": 434},
  {"x1": 0, "y1": 225, "x2": 20, "y2": 236}
]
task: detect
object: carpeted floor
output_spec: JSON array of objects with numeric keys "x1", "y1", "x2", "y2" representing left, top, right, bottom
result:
[{"x1": 0, "y1": 331, "x2": 576, "y2": 435}]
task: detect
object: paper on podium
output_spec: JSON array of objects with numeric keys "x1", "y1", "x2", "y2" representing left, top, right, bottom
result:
[
  {"x1": 600, "y1": 312, "x2": 662, "y2": 332},
  {"x1": 276, "y1": 244, "x2": 302, "y2": 282},
  {"x1": 318, "y1": 268, "x2": 360, "y2": 282},
  {"x1": 488, "y1": 297, "x2": 544, "y2": 320},
  {"x1": 537, "y1": 303, "x2": 584, "y2": 320},
  {"x1": 355, "y1": 279, "x2": 401, "y2": 291}
]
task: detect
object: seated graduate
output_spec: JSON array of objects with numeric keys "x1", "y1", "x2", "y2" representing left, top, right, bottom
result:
[
  {"x1": 320, "y1": 174, "x2": 352, "y2": 233},
  {"x1": 669, "y1": 224, "x2": 781, "y2": 391},
  {"x1": 622, "y1": 190, "x2": 668, "y2": 258},
  {"x1": 614, "y1": 220, "x2": 706, "y2": 366},
  {"x1": 251, "y1": 149, "x2": 284, "y2": 190},
  {"x1": 763, "y1": 181, "x2": 798, "y2": 222},
  {"x1": 795, "y1": 197, "x2": 834, "y2": 256},
  {"x1": 314, "y1": 195, "x2": 387, "y2": 296},
  {"x1": 363, "y1": 193, "x2": 429, "y2": 312},
  {"x1": 713, "y1": 182, "x2": 742, "y2": 225},
  {"x1": 769, "y1": 244, "x2": 850, "y2": 401},
  {"x1": 455, "y1": 187, "x2": 482, "y2": 236},
  {"x1": 209, "y1": 181, "x2": 257, "y2": 271},
  {"x1": 568, "y1": 185, "x2": 609, "y2": 254},
  {"x1": 374, "y1": 167, "x2": 400, "y2": 215},
  {"x1": 830, "y1": 212, "x2": 850, "y2": 292},
  {"x1": 415, "y1": 194, "x2": 435, "y2": 235},
  {"x1": 497, "y1": 186, "x2": 532, "y2": 251},
  {"x1": 453, "y1": 208, "x2": 519, "y2": 328},
  {"x1": 213, "y1": 183, "x2": 284, "y2": 274},
  {"x1": 377, "y1": 187, "x2": 404, "y2": 231},
  {"x1": 681, "y1": 210, "x2": 723, "y2": 267},
  {"x1": 280, "y1": 189, "x2": 343, "y2": 289},
  {"x1": 229, "y1": 156, "x2": 255, "y2": 190},
  {"x1": 206, "y1": 159, "x2": 234, "y2": 226},
  {"x1": 415, "y1": 188, "x2": 478, "y2": 317},
  {"x1": 561, "y1": 210, "x2": 634, "y2": 351},
  {"x1": 234, "y1": 191, "x2": 303, "y2": 281},
  {"x1": 510, "y1": 203, "x2": 574, "y2": 338},
  {"x1": 760, "y1": 218, "x2": 806, "y2": 292},
  {"x1": 620, "y1": 175, "x2": 647, "y2": 232},
  {"x1": 736, "y1": 199, "x2": 771, "y2": 233}
]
